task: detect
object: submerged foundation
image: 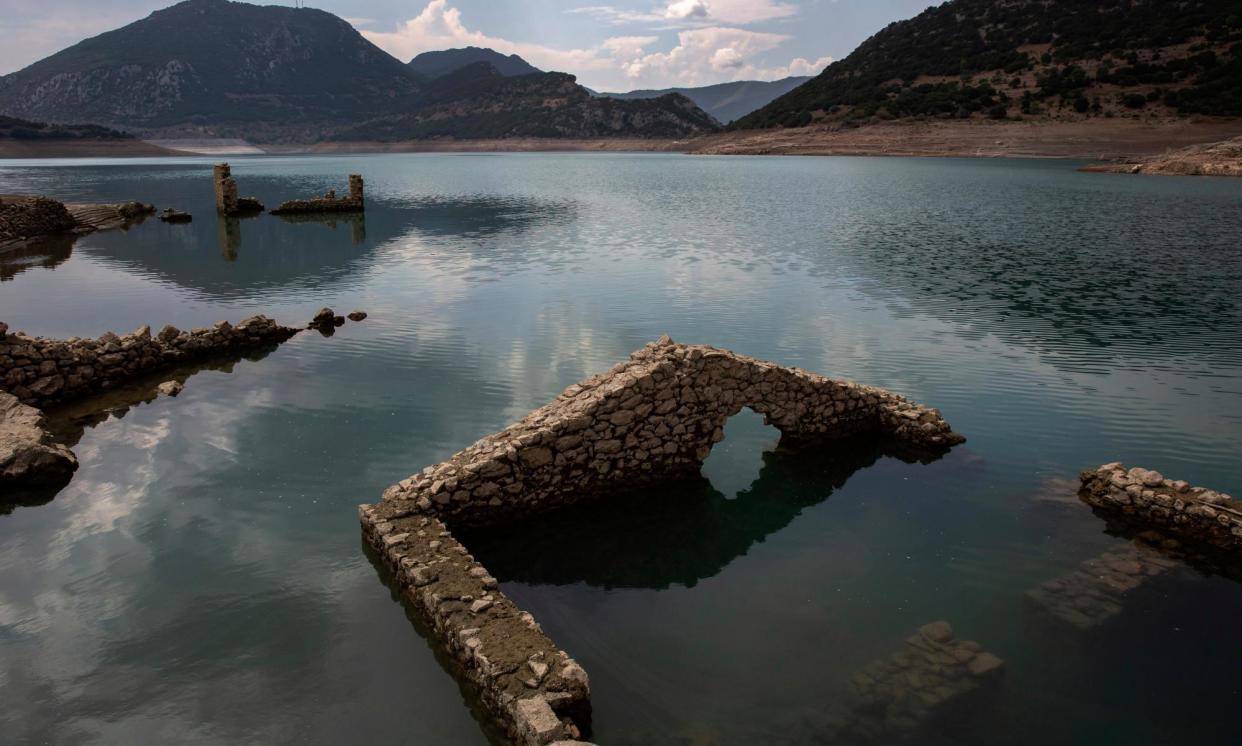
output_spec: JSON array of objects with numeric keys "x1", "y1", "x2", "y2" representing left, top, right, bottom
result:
[{"x1": 360, "y1": 337, "x2": 965, "y2": 744}]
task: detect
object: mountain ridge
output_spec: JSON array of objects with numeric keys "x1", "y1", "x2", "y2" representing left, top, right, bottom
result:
[
  {"x1": 735, "y1": 0, "x2": 1242, "y2": 130},
  {"x1": 409, "y1": 47, "x2": 540, "y2": 78},
  {"x1": 602, "y1": 77, "x2": 812, "y2": 124}
]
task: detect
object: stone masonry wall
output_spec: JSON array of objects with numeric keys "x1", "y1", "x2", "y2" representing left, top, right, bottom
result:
[
  {"x1": 0, "y1": 316, "x2": 299, "y2": 411},
  {"x1": 270, "y1": 175, "x2": 364, "y2": 215},
  {"x1": 359, "y1": 337, "x2": 964, "y2": 745},
  {"x1": 1080, "y1": 463, "x2": 1241, "y2": 553},
  {"x1": 380, "y1": 337, "x2": 964, "y2": 527}
]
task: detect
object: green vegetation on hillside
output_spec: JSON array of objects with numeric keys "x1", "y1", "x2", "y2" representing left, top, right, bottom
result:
[
  {"x1": 0, "y1": 116, "x2": 133, "y2": 140},
  {"x1": 735, "y1": 0, "x2": 1242, "y2": 129}
]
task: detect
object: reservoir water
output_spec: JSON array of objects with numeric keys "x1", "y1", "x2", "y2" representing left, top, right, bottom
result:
[{"x1": 1, "y1": 153, "x2": 1240, "y2": 744}]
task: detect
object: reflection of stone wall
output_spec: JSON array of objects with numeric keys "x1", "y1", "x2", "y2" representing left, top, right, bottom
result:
[
  {"x1": 0, "y1": 316, "x2": 299, "y2": 410},
  {"x1": 361, "y1": 338, "x2": 964, "y2": 745},
  {"x1": 1080, "y1": 463, "x2": 1241, "y2": 553}
]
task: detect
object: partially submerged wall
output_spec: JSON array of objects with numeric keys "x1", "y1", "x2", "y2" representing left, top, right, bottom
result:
[
  {"x1": 270, "y1": 175, "x2": 364, "y2": 214},
  {"x1": 361, "y1": 337, "x2": 964, "y2": 744},
  {"x1": 0, "y1": 316, "x2": 299, "y2": 410},
  {"x1": 1080, "y1": 463, "x2": 1241, "y2": 553}
]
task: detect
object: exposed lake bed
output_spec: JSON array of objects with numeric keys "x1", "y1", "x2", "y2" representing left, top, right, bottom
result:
[{"x1": 1, "y1": 153, "x2": 1240, "y2": 745}]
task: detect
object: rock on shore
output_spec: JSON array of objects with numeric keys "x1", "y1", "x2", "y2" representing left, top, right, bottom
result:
[
  {"x1": 1081, "y1": 136, "x2": 1242, "y2": 177},
  {"x1": 0, "y1": 392, "x2": 77, "y2": 487}
]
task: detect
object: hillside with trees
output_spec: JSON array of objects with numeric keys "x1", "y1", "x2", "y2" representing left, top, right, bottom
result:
[{"x1": 735, "y1": 0, "x2": 1242, "y2": 130}]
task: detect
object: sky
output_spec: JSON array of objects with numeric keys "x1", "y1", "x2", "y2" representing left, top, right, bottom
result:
[{"x1": 0, "y1": 0, "x2": 935, "y2": 92}]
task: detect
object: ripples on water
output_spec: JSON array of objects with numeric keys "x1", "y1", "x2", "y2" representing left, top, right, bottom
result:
[{"x1": 0, "y1": 154, "x2": 1240, "y2": 744}]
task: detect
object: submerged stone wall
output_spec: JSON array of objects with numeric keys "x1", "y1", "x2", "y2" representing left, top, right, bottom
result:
[
  {"x1": 1080, "y1": 463, "x2": 1241, "y2": 553},
  {"x1": 0, "y1": 316, "x2": 299, "y2": 411},
  {"x1": 360, "y1": 337, "x2": 964, "y2": 745}
]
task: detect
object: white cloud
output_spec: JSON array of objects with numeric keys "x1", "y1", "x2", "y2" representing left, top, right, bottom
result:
[
  {"x1": 573, "y1": 0, "x2": 799, "y2": 26},
  {"x1": 363, "y1": 1, "x2": 823, "y2": 91}
]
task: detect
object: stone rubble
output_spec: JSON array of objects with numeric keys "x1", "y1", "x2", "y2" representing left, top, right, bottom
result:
[
  {"x1": 817, "y1": 621, "x2": 1005, "y2": 743},
  {"x1": 359, "y1": 337, "x2": 965, "y2": 744},
  {"x1": 1080, "y1": 463, "x2": 1242, "y2": 554},
  {"x1": 1025, "y1": 542, "x2": 1179, "y2": 629},
  {"x1": 0, "y1": 391, "x2": 77, "y2": 487},
  {"x1": 0, "y1": 315, "x2": 300, "y2": 411}
]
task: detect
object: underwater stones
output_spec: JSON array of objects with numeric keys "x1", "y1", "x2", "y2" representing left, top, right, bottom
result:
[
  {"x1": 0, "y1": 392, "x2": 77, "y2": 487},
  {"x1": 1081, "y1": 464, "x2": 1241, "y2": 554},
  {"x1": 819, "y1": 622, "x2": 1004, "y2": 743},
  {"x1": 347, "y1": 310, "x2": 368, "y2": 322},
  {"x1": 1025, "y1": 543, "x2": 1177, "y2": 629}
]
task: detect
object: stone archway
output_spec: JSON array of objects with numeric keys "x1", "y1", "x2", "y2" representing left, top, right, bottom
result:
[{"x1": 360, "y1": 337, "x2": 965, "y2": 745}]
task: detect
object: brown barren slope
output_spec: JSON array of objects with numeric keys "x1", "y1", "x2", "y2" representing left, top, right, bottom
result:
[
  {"x1": 688, "y1": 119, "x2": 1242, "y2": 159},
  {"x1": 1081, "y1": 135, "x2": 1242, "y2": 176},
  {"x1": 0, "y1": 139, "x2": 187, "y2": 158}
]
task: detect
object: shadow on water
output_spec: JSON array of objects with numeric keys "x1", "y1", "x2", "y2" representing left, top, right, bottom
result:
[{"x1": 461, "y1": 437, "x2": 948, "y2": 591}]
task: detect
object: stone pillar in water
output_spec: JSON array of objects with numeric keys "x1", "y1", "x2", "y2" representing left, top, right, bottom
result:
[
  {"x1": 348, "y1": 174, "x2": 364, "y2": 205},
  {"x1": 213, "y1": 163, "x2": 238, "y2": 215}
]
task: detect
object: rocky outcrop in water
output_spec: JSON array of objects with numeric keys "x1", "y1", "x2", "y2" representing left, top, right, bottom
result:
[
  {"x1": 0, "y1": 196, "x2": 77, "y2": 249},
  {"x1": 0, "y1": 392, "x2": 77, "y2": 487}
]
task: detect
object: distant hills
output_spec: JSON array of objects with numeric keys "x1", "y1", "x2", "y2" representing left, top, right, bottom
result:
[
  {"x1": 409, "y1": 47, "x2": 541, "y2": 79},
  {"x1": 0, "y1": 0, "x2": 418, "y2": 142},
  {"x1": 736, "y1": 0, "x2": 1242, "y2": 129},
  {"x1": 0, "y1": 0, "x2": 718, "y2": 142},
  {"x1": 602, "y1": 77, "x2": 811, "y2": 124},
  {"x1": 338, "y1": 63, "x2": 719, "y2": 141}
]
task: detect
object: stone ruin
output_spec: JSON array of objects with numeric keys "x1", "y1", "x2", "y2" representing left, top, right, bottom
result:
[
  {"x1": 1080, "y1": 463, "x2": 1240, "y2": 553},
  {"x1": 1025, "y1": 541, "x2": 1179, "y2": 629},
  {"x1": 212, "y1": 163, "x2": 265, "y2": 215},
  {"x1": 816, "y1": 621, "x2": 1005, "y2": 743},
  {"x1": 360, "y1": 337, "x2": 965, "y2": 745},
  {"x1": 270, "y1": 174, "x2": 364, "y2": 215}
]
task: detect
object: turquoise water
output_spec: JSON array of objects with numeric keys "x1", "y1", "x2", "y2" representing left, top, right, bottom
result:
[{"x1": 1, "y1": 153, "x2": 1240, "y2": 744}]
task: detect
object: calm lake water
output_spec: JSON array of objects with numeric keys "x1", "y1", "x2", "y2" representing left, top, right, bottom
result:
[{"x1": 1, "y1": 153, "x2": 1240, "y2": 745}]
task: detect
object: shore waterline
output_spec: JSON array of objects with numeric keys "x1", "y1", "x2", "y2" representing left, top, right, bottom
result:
[{"x1": 1, "y1": 153, "x2": 1240, "y2": 744}]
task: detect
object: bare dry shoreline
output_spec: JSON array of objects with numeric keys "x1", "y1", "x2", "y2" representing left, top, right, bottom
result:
[{"x1": 3, "y1": 118, "x2": 1240, "y2": 161}]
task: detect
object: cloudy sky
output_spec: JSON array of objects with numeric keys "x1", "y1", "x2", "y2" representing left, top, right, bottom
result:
[{"x1": 0, "y1": 0, "x2": 933, "y2": 91}]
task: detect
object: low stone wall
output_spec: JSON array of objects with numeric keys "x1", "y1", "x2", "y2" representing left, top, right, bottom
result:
[
  {"x1": 270, "y1": 174, "x2": 364, "y2": 214},
  {"x1": 1, "y1": 392, "x2": 77, "y2": 488},
  {"x1": 361, "y1": 504, "x2": 593, "y2": 745},
  {"x1": 0, "y1": 195, "x2": 76, "y2": 249},
  {"x1": 0, "y1": 316, "x2": 300, "y2": 410},
  {"x1": 1080, "y1": 463, "x2": 1241, "y2": 553},
  {"x1": 360, "y1": 338, "x2": 964, "y2": 744},
  {"x1": 1025, "y1": 541, "x2": 1178, "y2": 629}
]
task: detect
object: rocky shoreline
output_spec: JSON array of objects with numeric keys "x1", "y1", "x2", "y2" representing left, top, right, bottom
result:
[{"x1": 1079, "y1": 135, "x2": 1242, "y2": 176}]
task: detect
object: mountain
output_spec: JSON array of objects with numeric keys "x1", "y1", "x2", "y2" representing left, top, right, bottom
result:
[
  {"x1": 409, "y1": 47, "x2": 540, "y2": 79},
  {"x1": 337, "y1": 62, "x2": 720, "y2": 141},
  {"x1": 603, "y1": 77, "x2": 811, "y2": 124},
  {"x1": 735, "y1": 0, "x2": 1242, "y2": 130},
  {"x1": 0, "y1": 0, "x2": 420, "y2": 141}
]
